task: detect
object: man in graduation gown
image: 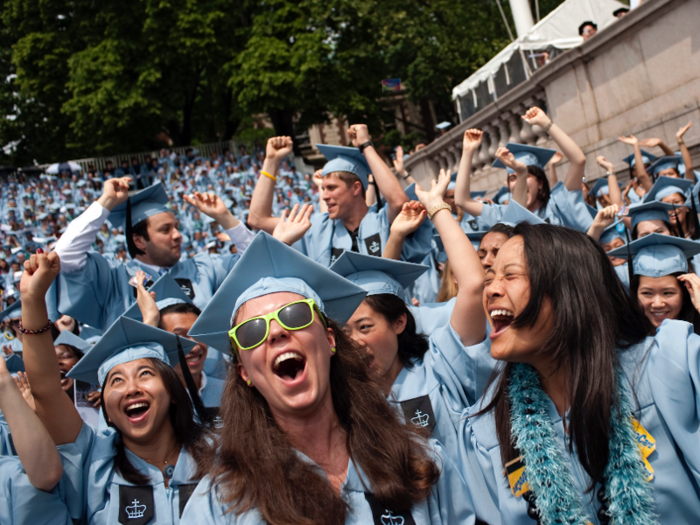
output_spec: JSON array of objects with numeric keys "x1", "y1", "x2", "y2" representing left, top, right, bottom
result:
[
  {"x1": 248, "y1": 126, "x2": 432, "y2": 266},
  {"x1": 54, "y1": 179, "x2": 254, "y2": 331}
]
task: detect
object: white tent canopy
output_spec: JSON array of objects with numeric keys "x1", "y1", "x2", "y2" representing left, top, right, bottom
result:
[{"x1": 452, "y1": 0, "x2": 626, "y2": 100}]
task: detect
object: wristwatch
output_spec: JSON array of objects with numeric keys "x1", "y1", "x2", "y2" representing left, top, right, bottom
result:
[{"x1": 358, "y1": 141, "x2": 373, "y2": 154}]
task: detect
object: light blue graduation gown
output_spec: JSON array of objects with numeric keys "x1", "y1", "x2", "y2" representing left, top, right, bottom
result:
[
  {"x1": 57, "y1": 251, "x2": 240, "y2": 331},
  {"x1": 294, "y1": 205, "x2": 432, "y2": 266},
  {"x1": 0, "y1": 456, "x2": 72, "y2": 525},
  {"x1": 480, "y1": 184, "x2": 593, "y2": 233},
  {"x1": 409, "y1": 297, "x2": 456, "y2": 336},
  {"x1": 614, "y1": 262, "x2": 630, "y2": 290},
  {"x1": 200, "y1": 374, "x2": 225, "y2": 408},
  {"x1": 459, "y1": 320, "x2": 700, "y2": 524},
  {"x1": 0, "y1": 412, "x2": 14, "y2": 456},
  {"x1": 407, "y1": 252, "x2": 441, "y2": 305},
  {"x1": 57, "y1": 423, "x2": 201, "y2": 524},
  {"x1": 181, "y1": 440, "x2": 476, "y2": 524}
]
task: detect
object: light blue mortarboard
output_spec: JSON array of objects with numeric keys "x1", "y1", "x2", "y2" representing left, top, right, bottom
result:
[
  {"x1": 599, "y1": 220, "x2": 627, "y2": 245},
  {"x1": 188, "y1": 232, "x2": 367, "y2": 353},
  {"x1": 0, "y1": 301, "x2": 21, "y2": 322},
  {"x1": 607, "y1": 233, "x2": 700, "y2": 277},
  {"x1": 622, "y1": 150, "x2": 657, "y2": 168},
  {"x1": 627, "y1": 201, "x2": 675, "y2": 230},
  {"x1": 494, "y1": 186, "x2": 511, "y2": 204},
  {"x1": 330, "y1": 251, "x2": 427, "y2": 303},
  {"x1": 108, "y1": 183, "x2": 170, "y2": 228},
  {"x1": 67, "y1": 316, "x2": 197, "y2": 385},
  {"x1": 4, "y1": 353, "x2": 24, "y2": 374},
  {"x1": 499, "y1": 200, "x2": 547, "y2": 226},
  {"x1": 122, "y1": 273, "x2": 193, "y2": 322},
  {"x1": 648, "y1": 156, "x2": 681, "y2": 177},
  {"x1": 589, "y1": 177, "x2": 622, "y2": 197},
  {"x1": 54, "y1": 330, "x2": 92, "y2": 354},
  {"x1": 643, "y1": 175, "x2": 692, "y2": 203},
  {"x1": 317, "y1": 144, "x2": 371, "y2": 189},
  {"x1": 491, "y1": 143, "x2": 556, "y2": 174}
]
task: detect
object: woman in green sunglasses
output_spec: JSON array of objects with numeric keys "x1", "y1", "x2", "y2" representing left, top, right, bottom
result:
[{"x1": 182, "y1": 232, "x2": 480, "y2": 525}]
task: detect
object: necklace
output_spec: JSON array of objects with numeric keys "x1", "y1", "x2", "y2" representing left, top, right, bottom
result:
[
  {"x1": 143, "y1": 444, "x2": 180, "y2": 479},
  {"x1": 508, "y1": 363, "x2": 658, "y2": 525}
]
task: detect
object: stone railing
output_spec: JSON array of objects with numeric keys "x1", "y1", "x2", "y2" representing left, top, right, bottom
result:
[{"x1": 405, "y1": 0, "x2": 700, "y2": 195}]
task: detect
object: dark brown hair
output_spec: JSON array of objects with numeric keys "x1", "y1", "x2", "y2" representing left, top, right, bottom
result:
[
  {"x1": 201, "y1": 317, "x2": 439, "y2": 524},
  {"x1": 631, "y1": 272, "x2": 700, "y2": 334},
  {"x1": 101, "y1": 359, "x2": 208, "y2": 485},
  {"x1": 325, "y1": 171, "x2": 366, "y2": 199},
  {"x1": 527, "y1": 165, "x2": 550, "y2": 207},
  {"x1": 479, "y1": 223, "x2": 652, "y2": 487},
  {"x1": 363, "y1": 294, "x2": 428, "y2": 368}
]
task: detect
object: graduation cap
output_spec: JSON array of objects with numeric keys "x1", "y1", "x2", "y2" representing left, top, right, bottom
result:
[
  {"x1": 589, "y1": 177, "x2": 622, "y2": 197},
  {"x1": 188, "y1": 232, "x2": 367, "y2": 353},
  {"x1": 0, "y1": 300, "x2": 21, "y2": 322},
  {"x1": 4, "y1": 354, "x2": 24, "y2": 374},
  {"x1": 622, "y1": 150, "x2": 657, "y2": 168},
  {"x1": 330, "y1": 251, "x2": 427, "y2": 303},
  {"x1": 493, "y1": 186, "x2": 511, "y2": 205},
  {"x1": 642, "y1": 175, "x2": 692, "y2": 203},
  {"x1": 499, "y1": 200, "x2": 546, "y2": 227},
  {"x1": 599, "y1": 220, "x2": 627, "y2": 245},
  {"x1": 54, "y1": 330, "x2": 92, "y2": 354},
  {"x1": 317, "y1": 144, "x2": 371, "y2": 189},
  {"x1": 627, "y1": 201, "x2": 675, "y2": 230},
  {"x1": 67, "y1": 316, "x2": 197, "y2": 385},
  {"x1": 648, "y1": 156, "x2": 681, "y2": 177},
  {"x1": 607, "y1": 233, "x2": 700, "y2": 277},
  {"x1": 491, "y1": 143, "x2": 556, "y2": 174},
  {"x1": 121, "y1": 273, "x2": 192, "y2": 322}
]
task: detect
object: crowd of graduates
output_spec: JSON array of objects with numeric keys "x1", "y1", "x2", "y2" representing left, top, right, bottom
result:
[{"x1": 1, "y1": 108, "x2": 700, "y2": 524}]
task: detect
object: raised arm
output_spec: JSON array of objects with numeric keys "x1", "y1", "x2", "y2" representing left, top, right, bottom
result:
[
  {"x1": 0, "y1": 356, "x2": 63, "y2": 491},
  {"x1": 19, "y1": 252, "x2": 84, "y2": 445},
  {"x1": 523, "y1": 107, "x2": 586, "y2": 191},
  {"x1": 676, "y1": 122, "x2": 694, "y2": 182},
  {"x1": 619, "y1": 135, "x2": 653, "y2": 191},
  {"x1": 383, "y1": 201, "x2": 427, "y2": 260},
  {"x1": 638, "y1": 137, "x2": 675, "y2": 156},
  {"x1": 365, "y1": 175, "x2": 377, "y2": 206},
  {"x1": 248, "y1": 136, "x2": 294, "y2": 233},
  {"x1": 271, "y1": 203, "x2": 313, "y2": 246},
  {"x1": 416, "y1": 170, "x2": 485, "y2": 345},
  {"x1": 595, "y1": 156, "x2": 623, "y2": 207},
  {"x1": 494, "y1": 147, "x2": 528, "y2": 206},
  {"x1": 183, "y1": 191, "x2": 254, "y2": 252},
  {"x1": 393, "y1": 146, "x2": 417, "y2": 185},
  {"x1": 586, "y1": 204, "x2": 619, "y2": 242},
  {"x1": 347, "y1": 124, "x2": 408, "y2": 223},
  {"x1": 547, "y1": 151, "x2": 563, "y2": 187},
  {"x1": 454, "y1": 129, "x2": 486, "y2": 217},
  {"x1": 312, "y1": 170, "x2": 328, "y2": 213}
]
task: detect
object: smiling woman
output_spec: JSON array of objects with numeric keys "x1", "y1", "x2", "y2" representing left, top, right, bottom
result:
[
  {"x1": 456, "y1": 223, "x2": 700, "y2": 524},
  {"x1": 183, "y1": 232, "x2": 478, "y2": 525}
]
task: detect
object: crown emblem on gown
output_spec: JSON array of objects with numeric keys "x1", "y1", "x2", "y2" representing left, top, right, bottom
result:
[
  {"x1": 126, "y1": 499, "x2": 147, "y2": 519},
  {"x1": 381, "y1": 510, "x2": 405, "y2": 525},
  {"x1": 411, "y1": 409, "x2": 430, "y2": 427}
]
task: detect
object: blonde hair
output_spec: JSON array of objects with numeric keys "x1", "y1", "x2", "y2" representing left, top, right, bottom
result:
[{"x1": 436, "y1": 260, "x2": 459, "y2": 303}]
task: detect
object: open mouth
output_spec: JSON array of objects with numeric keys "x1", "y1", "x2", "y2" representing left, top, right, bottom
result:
[
  {"x1": 490, "y1": 308, "x2": 514, "y2": 336},
  {"x1": 273, "y1": 351, "x2": 306, "y2": 381},
  {"x1": 59, "y1": 370, "x2": 69, "y2": 386},
  {"x1": 124, "y1": 401, "x2": 151, "y2": 421}
]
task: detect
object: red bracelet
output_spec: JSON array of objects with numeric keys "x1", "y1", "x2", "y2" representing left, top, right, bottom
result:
[{"x1": 16, "y1": 320, "x2": 53, "y2": 335}]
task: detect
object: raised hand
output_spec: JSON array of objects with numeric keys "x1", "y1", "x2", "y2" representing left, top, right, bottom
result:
[
  {"x1": 20, "y1": 251, "x2": 60, "y2": 300},
  {"x1": 618, "y1": 135, "x2": 639, "y2": 146},
  {"x1": 522, "y1": 107, "x2": 550, "y2": 129},
  {"x1": 495, "y1": 147, "x2": 527, "y2": 173},
  {"x1": 678, "y1": 273, "x2": 700, "y2": 313},
  {"x1": 312, "y1": 169, "x2": 324, "y2": 189},
  {"x1": 596, "y1": 155, "x2": 614, "y2": 172},
  {"x1": 265, "y1": 136, "x2": 294, "y2": 163},
  {"x1": 97, "y1": 177, "x2": 131, "y2": 211},
  {"x1": 592, "y1": 204, "x2": 619, "y2": 229},
  {"x1": 463, "y1": 129, "x2": 483, "y2": 151},
  {"x1": 347, "y1": 124, "x2": 371, "y2": 148},
  {"x1": 85, "y1": 390, "x2": 102, "y2": 409},
  {"x1": 134, "y1": 270, "x2": 159, "y2": 327},
  {"x1": 272, "y1": 204, "x2": 313, "y2": 246},
  {"x1": 184, "y1": 192, "x2": 226, "y2": 220},
  {"x1": 638, "y1": 137, "x2": 663, "y2": 148},
  {"x1": 550, "y1": 151, "x2": 564, "y2": 165},
  {"x1": 415, "y1": 169, "x2": 451, "y2": 211},
  {"x1": 393, "y1": 146, "x2": 406, "y2": 175},
  {"x1": 14, "y1": 372, "x2": 36, "y2": 412},
  {"x1": 390, "y1": 201, "x2": 427, "y2": 238},
  {"x1": 677, "y1": 121, "x2": 692, "y2": 141}
]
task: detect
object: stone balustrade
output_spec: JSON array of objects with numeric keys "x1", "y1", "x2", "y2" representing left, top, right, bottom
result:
[{"x1": 405, "y1": 0, "x2": 700, "y2": 195}]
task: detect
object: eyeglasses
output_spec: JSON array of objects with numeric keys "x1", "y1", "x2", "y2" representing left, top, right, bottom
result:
[{"x1": 228, "y1": 298, "x2": 325, "y2": 351}]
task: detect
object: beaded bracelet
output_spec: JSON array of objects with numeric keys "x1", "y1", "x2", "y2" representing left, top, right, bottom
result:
[
  {"x1": 261, "y1": 170, "x2": 277, "y2": 182},
  {"x1": 428, "y1": 203, "x2": 451, "y2": 220},
  {"x1": 17, "y1": 320, "x2": 53, "y2": 335}
]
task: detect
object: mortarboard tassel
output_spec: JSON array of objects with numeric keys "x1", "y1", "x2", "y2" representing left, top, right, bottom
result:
[
  {"x1": 624, "y1": 228, "x2": 633, "y2": 285},
  {"x1": 176, "y1": 335, "x2": 212, "y2": 427},
  {"x1": 125, "y1": 197, "x2": 145, "y2": 259}
]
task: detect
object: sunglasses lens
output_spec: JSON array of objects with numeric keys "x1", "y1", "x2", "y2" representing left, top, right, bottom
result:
[
  {"x1": 278, "y1": 302, "x2": 313, "y2": 329},
  {"x1": 235, "y1": 318, "x2": 268, "y2": 349}
]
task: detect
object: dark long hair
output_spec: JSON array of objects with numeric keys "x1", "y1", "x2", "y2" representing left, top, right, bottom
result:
[
  {"x1": 528, "y1": 165, "x2": 550, "y2": 207},
  {"x1": 101, "y1": 359, "x2": 208, "y2": 485},
  {"x1": 363, "y1": 294, "x2": 428, "y2": 369},
  {"x1": 201, "y1": 318, "x2": 439, "y2": 525},
  {"x1": 480, "y1": 223, "x2": 652, "y2": 487},
  {"x1": 631, "y1": 272, "x2": 700, "y2": 334},
  {"x1": 631, "y1": 219, "x2": 678, "y2": 240}
]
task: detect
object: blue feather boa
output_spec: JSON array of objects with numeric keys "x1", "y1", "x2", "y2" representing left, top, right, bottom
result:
[{"x1": 508, "y1": 363, "x2": 658, "y2": 525}]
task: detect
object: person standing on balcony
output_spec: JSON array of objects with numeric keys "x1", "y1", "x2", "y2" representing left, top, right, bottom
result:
[
  {"x1": 453, "y1": 107, "x2": 592, "y2": 233},
  {"x1": 578, "y1": 21, "x2": 597, "y2": 41},
  {"x1": 248, "y1": 127, "x2": 431, "y2": 266}
]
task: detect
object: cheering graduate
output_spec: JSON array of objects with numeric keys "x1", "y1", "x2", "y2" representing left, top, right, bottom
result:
[
  {"x1": 183, "y1": 232, "x2": 477, "y2": 524},
  {"x1": 19, "y1": 251, "x2": 209, "y2": 525},
  {"x1": 0, "y1": 352, "x2": 72, "y2": 525},
  {"x1": 248, "y1": 128, "x2": 431, "y2": 266},
  {"x1": 608, "y1": 234, "x2": 700, "y2": 333},
  {"x1": 458, "y1": 222, "x2": 700, "y2": 524},
  {"x1": 642, "y1": 176, "x2": 699, "y2": 240},
  {"x1": 54, "y1": 180, "x2": 254, "y2": 331},
  {"x1": 453, "y1": 109, "x2": 591, "y2": 233}
]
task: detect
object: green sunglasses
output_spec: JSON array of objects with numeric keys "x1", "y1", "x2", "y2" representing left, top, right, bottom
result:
[{"x1": 229, "y1": 298, "x2": 326, "y2": 351}]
